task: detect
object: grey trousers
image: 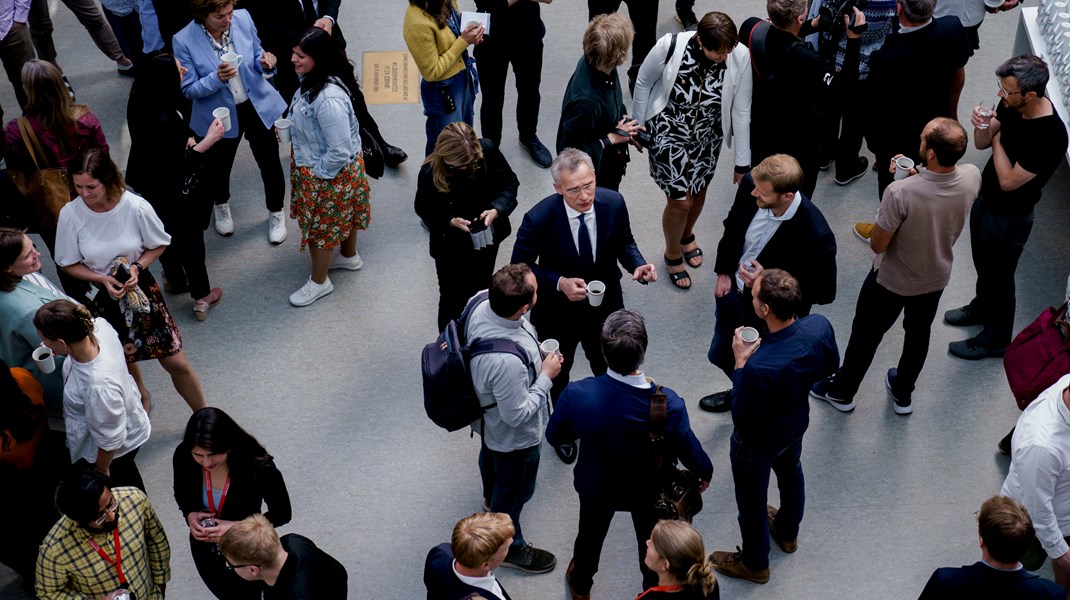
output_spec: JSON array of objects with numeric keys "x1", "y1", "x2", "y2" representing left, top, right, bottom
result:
[{"x1": 29, "y1": 0, "x2": 125, "y2": 66}]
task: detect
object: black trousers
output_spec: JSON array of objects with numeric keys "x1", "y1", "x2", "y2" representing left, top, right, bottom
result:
[
  {"x1": 101, "y1": 6, "x2": 145, "y2": 68},
  {"x1": 0, "y1": 431, "x2": 67, "y2": 584},
  {"x1": 474, "y1": 38, "x2": 544, "y2": 145},
  {"x1": 820, "y1": 89, "x2": 867, "y2": 180},
  {"x1": 965, "y1": 196, "x2": 1035, "y2": 347},
  {"x1": 191, "y1": 536, "x2": 263, "y2": 599},
  {"x1": 432, "y1": 243, "x2": 501, "y2": 331},
  {"x1": 0, "y1": 23, "x2": 33, "y2": 123},
  {"x1": 531, "y1": 301, "x2": 616, "y2": 402},
  {"x1": 587, "y1": 0, "x2": 658, "y2": 82},
  {"x1": 569, "y1": 500, "x2": 658, "y2": 595},
  {"x1": 201, "y1": 100, "x2": 285, "y2": 211},
  {"x1": 145, "y1": 192, "x2": 213, "y2": 300},
  {"x1": 75, "y1": 446, "x2": 144, "y2": 492},
  {"x1": 830, "y1": 269, "x2": 943, "y2": 400}
]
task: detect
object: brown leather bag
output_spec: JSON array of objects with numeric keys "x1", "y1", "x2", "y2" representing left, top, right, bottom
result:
[
  {"x1": 5, "y1": 117, "x2": 73, "y2": 231},
  {"x1": 649, "y1": 383, "x2": 704, "y2": 522}
]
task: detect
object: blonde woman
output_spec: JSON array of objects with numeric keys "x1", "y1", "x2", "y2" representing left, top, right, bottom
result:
[
  {"x1": 639, "y1": 520, "x2": 719, "y2": 599},
  {"x1": 414, "y1": 122, "x2": 518, "y2": 330}
]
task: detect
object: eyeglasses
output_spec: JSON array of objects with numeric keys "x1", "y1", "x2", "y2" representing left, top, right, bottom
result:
[
  {"x1": 225, "y1": 559, "x2": 259, "y2": 571},
  {"x1": 93, "y1": 497, "x2": 119, "y2": 527},
  {"x1": 997, "y1": 82, "x2": 1024, "y2": 96},
  {"x1": 444, "y1": 159, "x2": 482, "y2": 173},
  {"x1": 564, "y1": 181, "x2": 596, "y2": 197}
]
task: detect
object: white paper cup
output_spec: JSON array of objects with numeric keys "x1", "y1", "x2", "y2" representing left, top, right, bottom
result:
[
  {"x1": 739, "y1": 327, "x2": 760, "y2": 345},
  {"x1": 274, "y1": 118, "x2": 291, "y2": 144},
  {"x1": 540, "y1": 339, "x2": 560, "y2": 357},
  {"x1": 213, "y1": 107, "x2": 232, "y2": 132},
  {"x1": 894, "y1": 156, "x2": 915, "y2": 180},
  {"x1": 33, "y1": 346, "x2": 56, "y2": 374},
  {"x1": 586, "y1": 280, "x2": 606, "y2": 307}
]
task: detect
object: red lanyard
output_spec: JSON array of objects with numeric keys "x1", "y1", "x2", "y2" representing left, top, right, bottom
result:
[
  {"x1": 204, "y1": 468, "x2": 231, "y2": 515},
  {"x1": 636, "y1": 585, "x2": 684, "y2": 599},
  {"x1": 86, "y1": 528, "x2": 125, "y2": 585}
]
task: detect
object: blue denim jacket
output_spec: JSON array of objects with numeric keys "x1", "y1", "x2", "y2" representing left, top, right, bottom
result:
[{"x1": 290, "y1": 83, "x2": 361, "y2": 180}]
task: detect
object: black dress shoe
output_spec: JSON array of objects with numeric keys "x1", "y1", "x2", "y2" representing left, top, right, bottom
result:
[
  {"x1": 555, "y1": 441, "x2": 578, "y2": 464},
  {"x1": 520, "y1": 136, "x2": 553, "y2": 168},
  {"x1": 382, "y1": 143, "x2": 408, "y2": 168},
  {"x1": 944, "y1": 304, "x2": 981, "y2": 327},
  {"x1": 948, "y1": 336, "x2": 1006, "y2": 360},
  {"x1": 698, "y1": 390, "x2": 732, "y2": 413}
]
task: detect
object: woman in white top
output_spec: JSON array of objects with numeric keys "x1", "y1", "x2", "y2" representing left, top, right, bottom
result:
[
  {"x1": 34, "y1": 299, "x2": 151, "y2": 490},
  {"x1": 632, "y1": 12, "x2": 751, "y2": 290},
  {"x1": 55, "y1": 148, "x2": 207, "y2": 412},
  {"x1": 284, "y1": 27, "x2": 371, "y2": 307}
]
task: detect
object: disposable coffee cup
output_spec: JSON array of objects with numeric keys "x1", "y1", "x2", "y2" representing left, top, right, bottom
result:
[
  {"x1": 739, "y1": 327, "x2": 760, "y2": 345},
  {"x1": 540, "y1": 339, "x2": 560, "y2": 357},
  {"x1": 274, "y1": 118, "x2": 292, "y2": 144},
  {"x1": 983, "y1": 0, "x2": 1003, "y2": 7},
  {"x1": 33, "y1": 346, "x2": 55, "y2": 374},
  {"x1": 586, "y1": 280, "x2": 606, "y2": 307},
  {"x1": 213, "y1": 107, "x2": 232, "y2": 132},
  {"x1": 894, "y1": 156, "x2": 915, "y2": 181}
]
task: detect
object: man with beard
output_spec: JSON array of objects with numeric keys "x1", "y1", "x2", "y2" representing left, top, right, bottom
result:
[
  {"x1": 36, "y1": 468, "x2": 170, "y2": 599},
  {"x1": 810, "y1": 118, "x2": 979, "y2": 415}
]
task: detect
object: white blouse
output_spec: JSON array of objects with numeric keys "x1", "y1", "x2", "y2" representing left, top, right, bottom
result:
[{"x1": 55, "y1": 190, "x2": 171, "y2": 276}]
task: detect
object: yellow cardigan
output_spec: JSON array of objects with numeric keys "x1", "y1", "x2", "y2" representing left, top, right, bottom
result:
[{"x1": 403, "y1": 2, "x2": 470, "y2": 82}]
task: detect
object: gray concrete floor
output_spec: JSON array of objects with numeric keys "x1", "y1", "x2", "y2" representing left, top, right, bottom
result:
[{"x1": 2, "y1": 0, "x2": 1069, "y2": 598}]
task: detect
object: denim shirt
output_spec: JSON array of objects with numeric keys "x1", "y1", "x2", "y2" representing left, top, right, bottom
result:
[{"x1": 289, "y1": 82, "x2": 361, "y2": 180}]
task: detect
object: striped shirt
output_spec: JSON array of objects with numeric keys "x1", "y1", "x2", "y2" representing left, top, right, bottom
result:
[{"x1": 36, "y1": 486, "x2": 171, "y2": 599}]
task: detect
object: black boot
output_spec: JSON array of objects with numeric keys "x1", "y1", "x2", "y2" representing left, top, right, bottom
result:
[{"x1": 382, "y1": 143, "x2": 408, "y2": 168}]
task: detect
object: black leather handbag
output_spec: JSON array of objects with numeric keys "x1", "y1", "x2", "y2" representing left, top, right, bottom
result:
[{"x1": 649, "y1": 384, "x2": 703, "y2": 522}]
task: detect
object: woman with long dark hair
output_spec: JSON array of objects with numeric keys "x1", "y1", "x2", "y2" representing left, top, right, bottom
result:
[
  {"x1": 127, "y1": 52, "x2": 226, "y2": 320},
  {"x1": 173, "y1": 407, "x2": 291, "y2": 599},
  {"x1": 284, "y1": 27, "x2": 371, "y2": 307}
]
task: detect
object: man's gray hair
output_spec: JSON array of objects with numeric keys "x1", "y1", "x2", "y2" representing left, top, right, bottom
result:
[
  {"x1": 601, "y1": 309, "x2": 648, "y2": 375},
  {"x1": 550, "y1": 148, "x2": 595, "y2": 186},
  {"x1": 996, "y1": 55, "x2": 1050, "y2": 97},
  {"x1": 898, "y1": 0, "x2": 934, "y2": 24}
]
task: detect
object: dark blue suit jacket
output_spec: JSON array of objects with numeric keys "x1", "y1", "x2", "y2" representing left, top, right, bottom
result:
[
  {"x1": 918, "y1": 562, "x2": 1064, "y2": 599},
  {"x1": 424, "y1": 543, "x2": 513, "y2": 600},
  {"x1": 545, "y1": 375, "x2": 713, "y2": 510},
  {"x1": 713, "y1": 173, "x2": 837, "y2": 312},
  {"x1": 510, "y1": 187, "x2": 646, "y2": 319}
]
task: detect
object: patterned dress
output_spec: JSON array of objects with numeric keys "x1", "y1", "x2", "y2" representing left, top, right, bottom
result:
[
  {"x1": 647, "y1": 38, "x2": 727, "y2": 199},
  {"x1": 290, "y1": 154, "x2": 371, "y2": 252}
]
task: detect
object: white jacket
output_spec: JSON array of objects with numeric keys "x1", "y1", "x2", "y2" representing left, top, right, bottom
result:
[{"x1": 632, "y1": 32, "x2": 752, "y2": 168}]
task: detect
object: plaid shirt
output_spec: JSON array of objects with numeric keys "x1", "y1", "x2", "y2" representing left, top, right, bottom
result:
[{"x1": 36, "y1": 487, "x2": 171, "y2": 600}]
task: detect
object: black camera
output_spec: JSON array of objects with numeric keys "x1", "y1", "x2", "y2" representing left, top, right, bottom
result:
[
  {"x1": 818, "y1": 0, "x2": 868, "y2": 37},
  {"x1": 634, "y1": 129, "x2": 654, "y2": 148}
]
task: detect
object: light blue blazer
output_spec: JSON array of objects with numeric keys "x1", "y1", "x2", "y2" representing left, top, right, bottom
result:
[{"x1": 172, "y1": 9, "x2": 286, "y2": 138}]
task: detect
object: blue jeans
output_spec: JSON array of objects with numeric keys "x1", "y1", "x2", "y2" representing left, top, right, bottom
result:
[
  {"x1": 729, "y1": 431, "x2": 805, "y2": 571},
  {"x1": 420, "y1": 69, "x2": 475, "y2": 156},
  {"x1": 478, "y1": 443, "x2": 540, "y2": 548}
]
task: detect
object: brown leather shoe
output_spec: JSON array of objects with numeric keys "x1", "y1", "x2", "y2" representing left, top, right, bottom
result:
[
  {"x1": 767, "y1": 505, "x2": 798, "y2": 553},
  {"x1": 566, "y1": 559, "x2": 591, "y2": 600},
  {"x1": 709, "y1": 547, "x2": 770, "y2": 584}
]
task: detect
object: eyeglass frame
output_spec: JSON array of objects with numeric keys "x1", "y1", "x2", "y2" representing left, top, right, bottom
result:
[
  {"x1": 93, "y1": 496, "x2": 119, "y2": 527},
  {"x1": 997, "y1": 80, "x2": 1026, "y2": 96},
  {"x1": 224, "y1": 558, "x2": 260, "y2": 571}
]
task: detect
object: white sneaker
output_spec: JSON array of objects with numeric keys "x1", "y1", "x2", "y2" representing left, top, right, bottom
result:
[
  {"x1": 268, "y1": 211, "x2": 287, "y2": 244},
  {"x1": 329, "y1": 251, "x2": 363, "y2": 271},
  {"x1": 214, "y1": 203, "x2": 234, "y2": 236},
  {"x1": 289, "y1": 276, "x2": 334, "y2": 307}
]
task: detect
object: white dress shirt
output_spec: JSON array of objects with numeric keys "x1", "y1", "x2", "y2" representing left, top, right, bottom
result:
[
  {"x1": 563, "y1": 202, "x2": 597, "y2": 262},
  {"x1": 1001, "y1": 374, "x2": 1070, "y2": 559},
  {"x1": 736, "y1": 192, "x2": 802, "y2": 290},
  {"x1": 453, "y1": 562, "x2": 506, "y2": 600},
  {"x1": 608, "y1": 370, "x2": 650, "y2": 389}
]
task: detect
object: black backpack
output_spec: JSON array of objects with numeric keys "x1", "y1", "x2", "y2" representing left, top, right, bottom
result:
[{"x1": 421, "y1": 291, "x2": 533, "y2": 432}]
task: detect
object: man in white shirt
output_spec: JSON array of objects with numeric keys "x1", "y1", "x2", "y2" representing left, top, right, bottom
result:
[
  {"x1": 423, "y1": 512, "x2": 515, "y2": 600},
  {"x1": 1001, "y1": 374, "x2": 1070, "y2": 591}
]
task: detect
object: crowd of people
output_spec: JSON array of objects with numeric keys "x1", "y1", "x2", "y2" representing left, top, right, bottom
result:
[{"x1": 0, "y1": 0, "x2": 1068, "y2": 597}]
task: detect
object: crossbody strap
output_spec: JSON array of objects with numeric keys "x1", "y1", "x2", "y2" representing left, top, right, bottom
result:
[
  {"x1": 16, "y1": 118, "x2": 51, "y2": 171},
  {"x1": 648, "y1": 382, "x2": 669, "y2": 482}
]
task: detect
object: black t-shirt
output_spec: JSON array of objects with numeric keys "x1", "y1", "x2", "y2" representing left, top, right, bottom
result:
[
  {"x1": 263, "y1": 534, "x2": 348, "y2": 599},
  {"x1": 980, "y1": 101, "x2": 1069, "y2": 214},
  {"x1": 866, "y1": 16, "x2": 971, "y2": 158}
]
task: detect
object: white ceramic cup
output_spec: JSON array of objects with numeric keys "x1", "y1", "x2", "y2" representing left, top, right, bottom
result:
[
  {"x1": 894, "y1": 156, "x2": 915, "y2": 181},
  {"x1": 739, "y1": 326, "x2": 760, "y2": 345},
  {"x1": 221, "y1": 52, "x2": 243, "y2": 71},
  {"x1": 540, "y1": 339, "x2": 560, "y2": 357},
  {"x1": 33, "y1": 346, "x2": 56, "y2": 374},
  {"x1": 586, "y1": 280, "x2": 606, "y2": 307},
  {"x1": 274, "y1": 118, "x2": 292, "y2": 144},
  {"x1": 212, "y1": 107, "x2": 232, "y2": 132}
]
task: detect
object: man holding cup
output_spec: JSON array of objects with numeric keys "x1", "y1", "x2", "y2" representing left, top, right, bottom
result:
[
  {"x1": 511, "y1": 148, "x2": 656, "y2": 463},
  {"x1": 464, "y1": 263, "x2": 562, "y2": 574},
  {"x1": 810, "y1": 118, "x2": 979, "y2": 415}
]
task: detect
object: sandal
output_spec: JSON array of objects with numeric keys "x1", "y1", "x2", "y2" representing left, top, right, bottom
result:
[
  {"x1": 665, "y1": 255, "x2": 691, "y2": 290},
  {"x1": 681, "y1": 234, "x2": 703, "y2": 268}
]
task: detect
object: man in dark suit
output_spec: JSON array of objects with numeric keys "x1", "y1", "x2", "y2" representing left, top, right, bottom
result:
[
  {"x1": 545, "y1": 309, "x2": 712, "y2": 599},
  {"x1": 700, "y1": 154, "x2": 837, "y2": 413},
  {"x1": 919, "y1": 495, "x2": 1065, "y2": 599},
  {"x1": 424, "y1": 512, "x2": 516, "y2": 600},
  {"x1": 511, "y1": 148, "x2": 656, "y2": 462}
]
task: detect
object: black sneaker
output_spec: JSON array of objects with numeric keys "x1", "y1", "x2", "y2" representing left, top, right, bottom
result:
[
  {"x1": 997, "y1": 427, "x2": 1014, "y2": 457},
  {"x1": 886, "y1": 368, "x2": 912, "y2": 415},
  {"x1": 675, "y1": 8, "x2": 699, "y2": 31},
  {"x1": 944, "y1": 304, "x2": 981, "y2": 327},
  {"x1": 948, "y1": 336, "x2": 1005, "y2": 360},
  {"x1": 502, "y1": 543, "x2": 557, "y2": 574},
  {"x1": 809, "y1": 374, "x2": 855, "y2": 412},
  {"x1": 520, "y1": 136, "x2": 553, "y2": 168},
  {"x1": 834, "y1": 157, "x2": 869, "y2": 186}
]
